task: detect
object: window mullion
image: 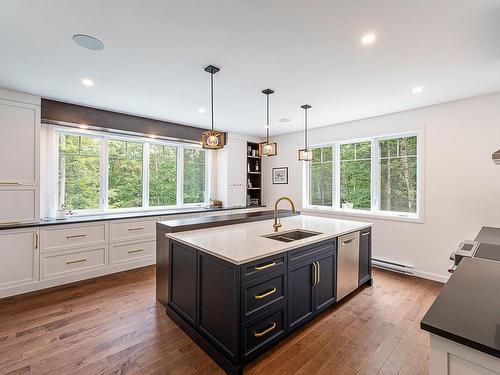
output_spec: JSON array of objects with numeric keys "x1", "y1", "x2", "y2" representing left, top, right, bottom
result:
[
  {"x1": 177, "y1": 146, "x2": 183, "y2": 206},
  {"x1": 334, "y1": 144, "x2": 341, "y2": 209},
  {"x1": 371, "y1": 139, "x2": 379, "y2": 212},
  {"x1": 100, "y1": 136, "x2": 109, "y2": 212}
]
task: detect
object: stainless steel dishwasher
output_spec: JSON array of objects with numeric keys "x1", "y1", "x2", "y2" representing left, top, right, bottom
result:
[{"x1": 337, "y1": 231, "x2": 360, "y2": 300}]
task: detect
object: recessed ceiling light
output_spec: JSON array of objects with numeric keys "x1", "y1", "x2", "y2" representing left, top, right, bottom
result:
[
  {"x1": 361, "y1": 33, "x2": 377, "y2": 45},
  {"x1": 278, "y1": 118, "x2": 291, "y2": 123},
  {"x1": 81, "y1": 78, "x2": 94, "y2": 87},
  {"x1": 73, "y1": 34, "x2": 104, "y2": 51},
  {"x1": 198, "y1": 107, "x2": 206, "y2": 114},
  {"x1": 149, "y1": 134, "x2": 157, "y2": 139},
  {"x1": 79, "y1": 124, "x2": 89, "y2": 129},
  {"x1": 412, "y1": 86, "x2": 423, "y2": 94}
]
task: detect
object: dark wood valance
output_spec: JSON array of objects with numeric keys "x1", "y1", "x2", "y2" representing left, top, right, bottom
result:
[{"x1": 41, "y1": 99, "x2": 208, "y2": 143}]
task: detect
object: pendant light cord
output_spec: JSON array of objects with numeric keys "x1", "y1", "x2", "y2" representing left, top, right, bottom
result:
[
  {"x1": 266, "y1": 93, "x2": 270, "y2": 143},
  {"x1": 210, "y1": 72, "x2": 214, "y2": 131},
  {"x1": 304, "y1": 107, "x2": 308, "y2": 149}
]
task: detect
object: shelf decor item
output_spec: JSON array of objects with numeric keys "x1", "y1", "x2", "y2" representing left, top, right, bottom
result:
[
  {"x1": 201, "y1": 65, "x2": 225, "y2": 149},
  {"x1": 272, "y1": 167, "x2": 288, "y2": 184},
  {"x1": 298, "y1": 104, "x2": 313, "y2": 161},
  {"x1": 258, "y1": 89, "x2": 278, "y2": 157}
]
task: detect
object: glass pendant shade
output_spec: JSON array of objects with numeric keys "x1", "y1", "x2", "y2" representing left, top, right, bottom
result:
[
  {"x1": 258, "y1": 141, "x2": 277, "y2": 157},
  {"x1": 202, "y1": 130, "x2": 225, "y2": 149},
  {"x1": 201, "y1": 65, "x2": 225, "y2": 150},
  {"x1": 298, "y1": 148, "x2": 313, "y2": 161},
  {"x1": 258, "y1": 88, "x2": 277, "y2": 157}
]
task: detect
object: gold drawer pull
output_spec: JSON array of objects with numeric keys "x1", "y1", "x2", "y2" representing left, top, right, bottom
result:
[
  {"x1": 0, "y1": 180, "x2": 21, "y2": 185},
  {"x1": 128, "y1": 248, "x2": 144, "y2": 254},
  {"x1": 66, "y1": 258, "x2": 87, "y2": 264},
  {"x1": 255, "y1": 288, "x2": 277, "y2": 300},
  {"x1": 0, "y1": 221, "x2": 23, "y2": 225},
  {"x1": 128, "y1": 227, "x2": 144, "y2": 231},
  {"x1": 254, "y1": 322, "x2": 276, "y2": 338},
  {"x1": 255, "y1": 261, "x2": 276, "y2": 271},
  {"x1": 66, "y1": 234, "x2": 87, "y2": 239}
]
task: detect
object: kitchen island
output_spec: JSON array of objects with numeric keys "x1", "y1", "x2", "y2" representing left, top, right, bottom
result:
[{"x1": 161, "y1": 214, "x2": 372, "y2": 374}]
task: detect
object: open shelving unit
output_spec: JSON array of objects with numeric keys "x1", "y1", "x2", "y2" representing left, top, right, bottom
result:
[{"x1": 246, "y1": 142, "x2": 262, "y2": 207}]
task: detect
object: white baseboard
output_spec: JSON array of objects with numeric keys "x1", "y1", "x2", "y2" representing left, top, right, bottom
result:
[{"x1": 412, "y1": 269, "x2": 449, "y2": 283}]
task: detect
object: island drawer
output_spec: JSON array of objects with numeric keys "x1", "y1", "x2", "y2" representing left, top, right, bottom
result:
[
  {"x1": 242, "y1": 271, "x2": 286, "y2": 320},
  {"x1": 240, "y1": 253, "x2": 286, "y2": 283},
  {"x1": 288, "y1": 239, "x2": 336, "y2": 264},
  {"x1": 242, "y1": 306, "x2": 286, "y2": 358}
]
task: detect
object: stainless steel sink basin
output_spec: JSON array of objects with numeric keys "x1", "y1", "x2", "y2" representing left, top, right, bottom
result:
[{"x1": 263, "y1": 229, "x2": 322, "y2": 243}]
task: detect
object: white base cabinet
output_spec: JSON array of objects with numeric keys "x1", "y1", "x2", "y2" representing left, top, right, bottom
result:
[
  {"x1": 430, "y1": 334, "x2": 500, "y2": 375},
  {"x1": 0, "y1": 228, "x2": 39, "y2": 291}
]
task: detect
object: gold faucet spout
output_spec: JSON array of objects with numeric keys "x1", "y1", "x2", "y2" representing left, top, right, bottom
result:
[{"x1": 273, "y1": 196, "x2": 296, "y2": 232}]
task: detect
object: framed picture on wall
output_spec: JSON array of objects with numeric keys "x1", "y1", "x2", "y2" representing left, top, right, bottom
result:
[{"x1": 272, "y1": 167, "x2": 288, "y2": 184}]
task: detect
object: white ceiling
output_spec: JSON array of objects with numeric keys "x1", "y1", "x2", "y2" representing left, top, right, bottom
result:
[{"x1": 1, "y1": 0, "x2": 500, "y2": 137}]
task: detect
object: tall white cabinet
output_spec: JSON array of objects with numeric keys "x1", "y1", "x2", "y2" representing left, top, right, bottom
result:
[
  {"x1": 0, "y1": 88, "x2": 40, "y2": 224},
  {"x1": 216, "y1": 133, "x2": 248, "y2": 207}
]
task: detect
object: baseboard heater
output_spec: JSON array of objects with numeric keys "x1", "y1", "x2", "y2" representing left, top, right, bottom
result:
[{"x1": 372, "y1": 258, "x2": 414, "y2": 275}]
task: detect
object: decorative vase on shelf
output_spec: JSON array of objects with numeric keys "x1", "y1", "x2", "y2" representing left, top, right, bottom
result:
[{"x1": 255, "y1": 161, "x2": 259, "y2": 172}]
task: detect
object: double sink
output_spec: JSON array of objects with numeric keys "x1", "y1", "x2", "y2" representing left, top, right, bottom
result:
[{"x1": 263, "y1": 229, "x2": 322, "y2": 243}]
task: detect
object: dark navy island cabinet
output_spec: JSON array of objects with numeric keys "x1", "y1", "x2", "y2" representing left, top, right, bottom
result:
[{"x1": 166, "y1": 230, "x2": 371, "y2": 375}]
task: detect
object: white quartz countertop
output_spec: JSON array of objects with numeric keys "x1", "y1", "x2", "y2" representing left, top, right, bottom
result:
[{"x1": 165, "y1": 215, "x2": 372, "y2": 265}]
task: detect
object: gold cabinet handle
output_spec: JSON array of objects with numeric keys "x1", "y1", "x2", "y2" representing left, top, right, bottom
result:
[
  {"x1": 254, "y1": 288, "x2": 277, "y2": 300},
  {"x1": 66, "y1": 258, "x2": 87, "y2": 264},
  {"x1": 34, "y1": 231, "x2": 39, "y2": 250},
  {"x1": 316, "y1": 261, "x2": 320, "y2": 284},
  {"x1": 66, "y1": 234, "x2": 87, "y2": 239},
  {"x1": 128, "y1": 227, "x2": 144, "y2": 231},
  {"x1": 312, "y1": 261, "x2": 317, "y2": 286},
  {"x1": 254, "y1": 322, "x2": 276, "y2": 338},
  {"x1": 0, "y1": 221, "x2": 23, "y2": 225},
  {"x1": 128, "y1": 248, "x2": 144, "y2": 254},
  {"x1": 255, "y1": 261, "x2": 276, "y2": 271},
  {"x1": 0, "y1": 180, "x2": 22, "y2": 185}
]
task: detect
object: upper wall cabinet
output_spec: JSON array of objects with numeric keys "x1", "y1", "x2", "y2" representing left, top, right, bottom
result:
[{"x1": 0, "y1": 89, "x2": 40, "y2": 224}]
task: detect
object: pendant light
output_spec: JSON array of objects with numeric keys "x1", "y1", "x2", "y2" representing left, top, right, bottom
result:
[
  {"x1": 298, "y1": 104, "x2": 313, "y2": 161},
  {"x1": 201, "y1": 65, "x2": 225, "y2": 149},
  {"x1": 258, "y1": 89, "x2": 278, "y2": 157}
]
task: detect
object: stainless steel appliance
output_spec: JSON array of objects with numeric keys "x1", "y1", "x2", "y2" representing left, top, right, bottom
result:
[
  {"x1": 448, "y1": 238, "x2": 500, "y2": 273},
  {"x1": 337, "y1": 231, "x2": 360, "y2": 300}
]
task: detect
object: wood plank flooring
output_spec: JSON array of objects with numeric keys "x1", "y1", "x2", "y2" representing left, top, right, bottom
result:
[{"x1": 0, "y1": 266, "x2": 443, "y2": 375}]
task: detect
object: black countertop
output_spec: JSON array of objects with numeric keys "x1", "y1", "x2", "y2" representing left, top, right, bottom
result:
[
  {"x1": 420, "y1": 226, "x2": 500, "y2": 358},
  {"x1": 0, "y1": 206, "x2": 265, "y2": 231}
]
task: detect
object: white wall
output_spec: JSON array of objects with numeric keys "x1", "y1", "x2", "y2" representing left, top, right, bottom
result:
[{"x1": 263, "y1": 92, "x2": 500, "y2": 282}]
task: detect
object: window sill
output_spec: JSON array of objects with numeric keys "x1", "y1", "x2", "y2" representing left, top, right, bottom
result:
[{"x1": 302, "y1": 206, "x2": 424, "y2": 224}]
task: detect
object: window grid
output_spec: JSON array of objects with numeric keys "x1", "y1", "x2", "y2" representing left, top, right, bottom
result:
[{"x1": 55, "y1": 128, "x2": 207, "y2": 215}]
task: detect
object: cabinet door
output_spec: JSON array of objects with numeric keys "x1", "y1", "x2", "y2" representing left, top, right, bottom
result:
[
  {"x1": 0, "y1": 186, "x2": 39, "y2": 224},
  {"x1": 288, "y1": 260, "x2": 315, "y2": 330},
  {"x1": 359, "y1": 229, "x2": 372, "y2": 285},
  {"x1": 227, "y1": 186, "x2": 246, "y2": 207},
  {"x1": 0, "y1": 100, "x2": 39, "y2": 185},
  {"x1": 227, "y1": 138, "x2": 247, "y2": 187},
  {"x1": 0, "y1": 228, "x2": 39, "y2": 291},
  {"x1": 314, "y1": 252, "x2": 336, "y2": 312},
  {"x1": 169, "y1": 242, "x2": 197, "y2": 326}
]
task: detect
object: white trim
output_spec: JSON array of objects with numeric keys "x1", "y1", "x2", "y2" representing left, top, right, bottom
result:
[
  {"x1": 413, "y1": 269, "x2": 449, "y2": 283},
  {"x1": 302, "y1": 206, "x2": 423, "y2": 223}
]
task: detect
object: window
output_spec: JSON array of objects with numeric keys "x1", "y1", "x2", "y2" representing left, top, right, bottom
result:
[
  {"x1": 305, "y1": 133, "x2": 420, "y2": 218},
  {"x1": 108, "y1": 139, "x2": 143, "y2": 209},
  {"x1": 58, "y1": 133, "x2": 101, "y2": 210},
  {"x1": 183, "y1": 148, "x2": 206, "y2": 204},
  {"x1": 309, "y1": 147, "x2": 333, "y2": 206},
  {"x1": 55, "y1": 129, "x2": 208, "y2": 214},
  {"x1": 149, "y1": 144, "x2": 177, "y2": 207},
  {"x1": 340, "y1": 141, "x2": 371, "y2": 210},
  {"x1": 379, "y1": 136, "x2": 417, "y2": 213}
]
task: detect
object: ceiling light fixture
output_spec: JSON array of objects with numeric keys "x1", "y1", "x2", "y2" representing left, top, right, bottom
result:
[
  {"x1": 72, "y1": 34, "x2": 104, "y2": 51},
  {"x1": 298, "y1": 105, "x2": 313, "y2": 161},
  {"x1": 279, "y1": 118, "x2": 291, "y2": 123},
  {"x1": 79, "y1": 124, "x2": 89, "y2": 129},
  {"x1": 259, "y1": 89, "x2": 277, "y2": 157},
  {"x1": 361, "y1": 33, "x2": 376, "y2": 45},
  {"x1": 201, "y1": 65, "x2": 225, "y2": 150},
  {"x1": 198, "y1": 107, "x2": 206, "y2": 114},
  {"x1": 81, "y1": 78, "x2": 94, "y2": 87},
  {"x1": 412, "y1": 86, "x2": 423, "y2": 94}
]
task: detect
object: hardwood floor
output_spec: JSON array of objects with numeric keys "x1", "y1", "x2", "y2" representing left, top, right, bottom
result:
[{"x1": 0, "y1": 266, "x2": 442, "y2": 375}]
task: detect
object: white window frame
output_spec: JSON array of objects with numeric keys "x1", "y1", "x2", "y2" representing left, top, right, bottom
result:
[
  {"x1": 54, "y1": 127, "x2": 209, "y2": 216},
  {"x1": 303, "y1": 131, "x2": 423, "y2": 223}
]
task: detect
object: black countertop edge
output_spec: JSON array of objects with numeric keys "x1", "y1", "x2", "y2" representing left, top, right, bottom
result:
[
  {"x1": 0, "y1": 206, "x2": 266, "y2": 231},
  {"x1": 158, "y1": 210, "x2": 298, "y2": 233},
  {"x1": 420, "y1": 321, "x2": 500, "y2": 359}
]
